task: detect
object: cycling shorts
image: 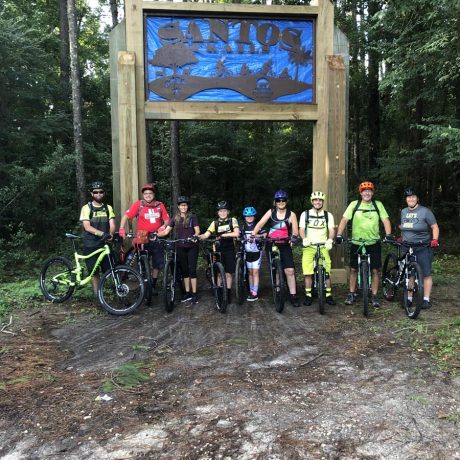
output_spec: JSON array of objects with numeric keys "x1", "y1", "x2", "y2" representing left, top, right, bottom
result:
[
  {"x1": 83, "y1": 244, "x2": 110, "y2": 275},
  {"x1": 302, "y1": 246, "x2": 331, "y2": 275},
  {"x1": 349, "y1": 242, "x2": 381, "y2": 270},
  {"x1": 406, "y1": 246, "x2": 433, "y2": 277},
  {"x1": 145, "y1": 241, "x2": 164, "y2": 270},
  {"x1": 246, "y1": 251, "x2": 262, "y2": 270},
  {"x1": 220, "y1": 248, "x2": 236, "y2": 274}
]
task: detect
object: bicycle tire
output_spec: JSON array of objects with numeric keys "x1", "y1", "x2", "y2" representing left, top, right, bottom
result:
[
  {"x1": 98, "y1": 265, "x2": 144, "y2": 315},
  {"x1": 404, "y1": 262, "x2": 424, "y2": 319},
  {"x1": 317, "y1": 265, "x2": 326, "y2": 315},
  {"x1": 39, "y1": 256, "x2": 75, "y2": 303},
  {"x1": 163, "y1": 259, "x2": 175, "y2": 313},
  {"x1": 272, "y1": 258, "x2": 285, "y2": 313},
  {"x1": 235, "y1": 256, "x2": 246, "y2": 305},
  {"x1": 212, "y1": 261, "x2": 227, "y2": 313},
  {"x1": 139, "y1": 254, "x2": 153, "y2": 305},
  {"x1": 382, "y1": 253, "x2": 399, "y2": 301},
  {"x1": 361, "y1": 260, "x2": 370, "y2": 317}
]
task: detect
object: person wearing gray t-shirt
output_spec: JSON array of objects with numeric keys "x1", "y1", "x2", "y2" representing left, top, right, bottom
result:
[{"x1": 400, "y1": 187, "x2": 440, "y2": 309}]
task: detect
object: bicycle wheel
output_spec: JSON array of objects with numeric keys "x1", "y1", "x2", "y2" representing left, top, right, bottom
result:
[
  {"x1": 163, "y1": 259, "x2": 175, "y2": 313},
  {"x1": 317, "y1": 265, "x2": 326, "y2": 315},
  {"x1": 39, "y1": 256, "x2": 75, "y2": 303},
  {"x1": 361, "y1": 260, "x2": 370, "y2": 317},
  {"x1": 212, "y1": 262, "x2": 227, "y2": 313},
  {"x1": 382, "y1": 253, "x2": 398, "y2": 301},
  {"x1": 235, "y1": 256, "x2": 246, "y2": 305},
  {"x1": 272, "y1": 258, "x2": 285, "y2": 313},
  {"x1": 139, "y1": 254, "x2": 153, "y2": 305},
  {"x1": 404, "y1": 262, "x2": 424, "y2": 319},
  {"x1": 98, "y1": 265, "x2": 144, "y2": 315}
]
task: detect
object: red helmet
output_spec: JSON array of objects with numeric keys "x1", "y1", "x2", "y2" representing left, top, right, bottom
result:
[
  {"x1": 141, "y1": 183, "x2": 156, "y2": 193},
  {"x1": 358, "y1": 181, "x2": 375, "y2": 193}
]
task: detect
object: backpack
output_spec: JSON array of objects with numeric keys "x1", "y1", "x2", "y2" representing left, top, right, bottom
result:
[
  {"x1": 213, "y1": 217, "x2": 235, "y2": 235},
  {"x1": 349, "y1": 199, "x2": 381, "y2": 223},
  {"x1": 270, "y1": 209, "x2": 292, "y2": 235},
  {"x1": 304, "y1": 209, "x2": 329, "y2": 235},
  {"x1": 88, "y1": 202, "x2": 110, "y2": 221}
]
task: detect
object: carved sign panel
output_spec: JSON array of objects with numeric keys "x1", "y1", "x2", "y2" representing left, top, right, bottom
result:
[{"x1": 145, "y1": 15, "x2": 315, "y2": 103}]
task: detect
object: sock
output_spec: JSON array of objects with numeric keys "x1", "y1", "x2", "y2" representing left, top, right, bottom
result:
[
  {"x1": 304, "y1": 288, "x2": 312, "y2": 297},
  {"x1": 407, "y1": 296, "x2": 413, "y2": 302},
  {"x1": 424, "y1": 297, "x2": 430, "y2": 301},
  {"x1": 326, "y1": 288, "x2": 332, "y2": 297},
  {"x1": 253, "y1": 284, "x2": 259, "y2": 294},
  {"x1": 152, "y1": 278, "x2": 157, "y2": 288}
]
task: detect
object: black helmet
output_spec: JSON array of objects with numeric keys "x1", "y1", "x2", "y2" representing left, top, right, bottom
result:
[
  {"x1": 404, "y1": 187, "x2": 417, "y2": 197},
  {"x1": 216, "y1": 200, "x2": 231, "y2": 211},
  {"x1": 89, "y1": 181, "x2": 105, "y2": 192},
  {"x1": 177, "y1": 195, "x2": 190, "y2": 205}
]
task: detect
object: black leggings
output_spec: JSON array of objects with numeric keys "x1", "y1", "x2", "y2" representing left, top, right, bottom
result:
[{"x1": 176, "y1": 246, "x2": 199, "y2": 278}]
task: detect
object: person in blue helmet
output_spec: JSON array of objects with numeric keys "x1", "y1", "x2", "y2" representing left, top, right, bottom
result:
[
  {"x1": 241, "y1": 206, "x2": 267, "y2": 301},
  {"x1": 252, "y1": 190, "x2": 300, "y2": 307}
]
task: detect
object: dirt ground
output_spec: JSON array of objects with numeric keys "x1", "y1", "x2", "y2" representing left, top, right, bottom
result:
[{"x1": 1, "y1": 278, "x2": 459, "y2": 459}]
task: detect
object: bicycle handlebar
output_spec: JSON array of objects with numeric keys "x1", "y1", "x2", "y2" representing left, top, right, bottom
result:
[{"x1": 384, "y1": 240, "x2": 430, "y2": 248}]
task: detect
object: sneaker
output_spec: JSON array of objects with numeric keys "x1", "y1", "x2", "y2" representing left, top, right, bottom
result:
[
  {"x1": 290, "y1": 294, "x2": 300, "y2": 307},
  {"x1": 191, "y1": 294, "x2": 199, "y2": 304},
  {"x1": 303, "y1": 296, "x2": 313, "y2": 306},
  {"x1": 181, "y1": 292, "x2": 192, "y2": 303},
  {"x1": 421, "y1": 300, "x2": 432, "y2": 309},
  {"x1": 247, "y1": 293, "x2": 258, "y2": 302},
  {"x1": 344, "y1": 292, "x2": 355, "y2": 305},
  {"x1": 326, "y1": 296, "x2": 336, "y2": 306},
  {"x1": 372, "y1": 295, "x2": 380, "y2": 308}
]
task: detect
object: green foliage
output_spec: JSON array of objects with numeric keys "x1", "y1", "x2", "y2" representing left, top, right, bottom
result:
[
  {"x1": 0, "y1": 278, "x2": 43, "y2": 318},
  {"x1": 110, "y1": 362, "x2": 151, "y2": 389}
]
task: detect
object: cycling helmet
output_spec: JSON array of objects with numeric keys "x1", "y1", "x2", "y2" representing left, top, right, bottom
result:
[
  {"x1": 216, "y1": 200, "x2": 231, "y2": 210},
  {"x1": 358, "y1": 181, "x2": 375, "y2": 193},
  {"x1": 243, "y1": 206, "x2": 257, "y2": 217},
  {"x1": 141, "y1": 183, "x2": 156, "y2": 193},
  {"x1": 274, "y1": 190, "x2": 288, "y2": 200},
  {"x1": 403, "y1": 187, "x2": 417, "y2": 197},
  {"x1": 89, "y1": 181, "x2": 105, "y2": 192},
  {"x1": 177, "y1": 195, "x2": 190, "y2": 205},
  {"x1": 310, "y1": 191, "x2": 326, "y2": 202}
]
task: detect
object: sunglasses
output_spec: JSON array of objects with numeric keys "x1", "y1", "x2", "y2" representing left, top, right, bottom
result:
[
  {"x1": 92, "y1": 190, "x2": 105, "y2": 195},
  {"x1": 275, "y1": 198, "x2": 287, "y2": 203}
]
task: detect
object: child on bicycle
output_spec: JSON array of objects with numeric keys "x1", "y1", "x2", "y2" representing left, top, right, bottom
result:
[
  {"x1": 158, "y1": 196, "x2": 200, "y2": 304},
  {"x1": 241, "y1": 206, "x2": 266, "y2": 301},
  {"x1": 79, "y1": 181, "x2": 116, "y2": 294},
  {"x1": 199, "y1": 201, "x2": 240, "y2": 304},
  {"x1": 252, "y1": 190, "x2": 300, "y2": 307},
  {"x1": 299, "y1": 191, "x2": 335, "y2": 306}
]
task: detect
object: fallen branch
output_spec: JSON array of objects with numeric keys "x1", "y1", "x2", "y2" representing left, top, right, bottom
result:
[
  {"x1": 298, "y1": 352, "x2": 325, "y2": 367},
  {"x1": 183, "y1": 340, "x2": 229, "y2": 355},
  {"x1": 0, "y1": 315, "x2": 16, "y2": 335}
]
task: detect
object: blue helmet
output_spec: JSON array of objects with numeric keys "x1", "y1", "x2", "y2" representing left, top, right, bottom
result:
[
  {"x1": 274, "y1": 190, "x2": 288, "y2": 200},
  {"x1": 243, "y1": 206, "x2": 257, "y2": 217}
]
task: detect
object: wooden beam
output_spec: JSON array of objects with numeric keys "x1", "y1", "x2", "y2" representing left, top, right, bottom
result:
[{"x1": 117, "y1": 51, "x2": 138, "y2": 216}]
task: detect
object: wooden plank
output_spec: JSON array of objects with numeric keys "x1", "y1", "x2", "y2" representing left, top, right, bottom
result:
[
  {"x1": 125, "y1": 0, "x2": 147, "y2": 189},
  {"x1": 144, "y1": 102, "x2": 319, "y2": 121},
  {"x1": 109, "y1": 21, "x2": 126, "y2": 221},
  {"x1": 141, "y1": 1, "x2": 319, "y2": 16},
  {"x1": 117, "y1": 51, "x2": 138, "y2": 217}
]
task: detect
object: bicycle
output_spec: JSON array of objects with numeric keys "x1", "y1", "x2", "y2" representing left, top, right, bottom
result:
[
  {"x1": 202, "y1": 239, "x2": 228, "y2": 313},
  {"x1": 345, "y1": 238, "x2": 380, "y2": 317},
  {"x1": 158, "y1": 237, "x2": 193, "y2": 313},
  {"x1": 382, "y1": 241, "x2": 425, "y2": 319},
  {"x1": 263, "y1": 237, "x2": 294, "y2": 313},
  {"x1": 234, "y1": 237, "x2": 250, "y2": 305},
  {"x1": 123, "y1": 231, "x2": 155, "y2": 305},
  {"x1": 310, "y1": 242, "x2": 328, "y2": 315},
  {"x1": 39, "y1": 233, "x2": 144, "y2": 315}
]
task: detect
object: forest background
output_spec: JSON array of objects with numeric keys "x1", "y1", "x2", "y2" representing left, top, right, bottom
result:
[{"x1": 0, "y1": 0, "x2": 459, "y2": 276}]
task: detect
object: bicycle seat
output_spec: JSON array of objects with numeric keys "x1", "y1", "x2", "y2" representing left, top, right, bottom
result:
[{"x1": 65, "y1": 233, "x2": 81, "y2": 239}]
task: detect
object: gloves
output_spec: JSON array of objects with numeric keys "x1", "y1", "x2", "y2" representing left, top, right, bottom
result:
[
  {"x1": 149, "y1": 232, "x2": 158, "y2": 242},
  {"x1": 335, "y1": 235, "x2": 344, "y2": 245},
  {"x1": 290, "y1": 235, "x2": 299, "y2": 244},
  {"x1": 302, "y1": 238, "x2": 311, "y2": 247},
  {"x1": 100, "y1": 232, "x2": 111, "y2": 241},
  {"x1": 430, "y1": 239, "x2": 439, "y2": 248},
  {"x1": 325, "y1": 239, "x2": 333, "y2": 250},
  {"x1": 383, "y1": 234, "x2": 395, "y2": 243},
  {"x1": 118, "y1": 228, "x2": 126, "y2": 239}
]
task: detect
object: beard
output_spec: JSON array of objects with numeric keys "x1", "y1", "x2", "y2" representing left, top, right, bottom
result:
[{"x1": 94, "y1": 197, "x2": 104, "y2": 204}]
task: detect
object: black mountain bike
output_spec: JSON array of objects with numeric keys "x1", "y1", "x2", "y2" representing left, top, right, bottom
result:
[
  {"x1": 264, "y1": 238, "x2": 292, "y2": 313},
  {"x1": 382, "y1": 241, "x2": 425, "y2": 319},
  {"x1": 345, "y1": 238, "x2": 379, "y2": 317},
  {"x1": 202, "y1": 239, "x2": 228, "y2": 313},
  {"x1": 311, "y1": 242, "x2": 328, "y2": 315},
  {"x1": 158, "y1": 238, "x2": 192, "y2": 313},
  {"x1": 235, "y1": 238, "x2": 250, "y2": 305}
]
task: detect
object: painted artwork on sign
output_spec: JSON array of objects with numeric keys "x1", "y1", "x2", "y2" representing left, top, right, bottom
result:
[{"x1": 145, "y1": 15, "x2": 315, "y2": 103}]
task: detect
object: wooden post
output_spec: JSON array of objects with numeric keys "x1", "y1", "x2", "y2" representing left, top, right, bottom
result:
[{"x1": 117, "y1": 51, "x2": 138, "y2": 216}]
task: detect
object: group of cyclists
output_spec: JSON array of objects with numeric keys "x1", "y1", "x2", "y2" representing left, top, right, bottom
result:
[{"x1": 80, "y1": 180, "x2": 439, "y2": 310}]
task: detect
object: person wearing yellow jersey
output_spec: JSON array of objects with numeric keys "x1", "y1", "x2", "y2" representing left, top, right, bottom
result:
[{"x1": 299, "y1": 191, "x2": 336, "y2": 306}]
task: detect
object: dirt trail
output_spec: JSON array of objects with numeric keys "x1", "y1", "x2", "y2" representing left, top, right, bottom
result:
[{"x1": 1, "y1": 283, "x2": 459, "y2": 459}]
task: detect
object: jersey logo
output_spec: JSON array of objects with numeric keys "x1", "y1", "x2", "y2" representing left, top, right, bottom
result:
[{"x1": 144, "y1": 208, "x2": 161, "y2": 224}]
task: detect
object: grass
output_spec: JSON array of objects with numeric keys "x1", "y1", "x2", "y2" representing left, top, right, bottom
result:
[
  {"x1": 0, "y1": 278, "x2": 43, "y2": 318},
  {"x1": 102, "y1": 362, "x2": 151, "y2": 392}
]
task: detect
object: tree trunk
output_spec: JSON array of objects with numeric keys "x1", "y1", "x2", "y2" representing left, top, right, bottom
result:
[
  {"x1": 109, "y1": 0, "x2": 118, "y2": 28},
  {"x1": 170, "y1": 120, "x2": 181, "y2": 211},
  {"x1": 59, "y1": 0, "x2": 70, "y2": 90},
  {"x1": 146, "y1": 121, "x2": 154, "y2": 182},
  {"x1": 67, "y1": 0, "x2": 86, "y2": 205}
]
